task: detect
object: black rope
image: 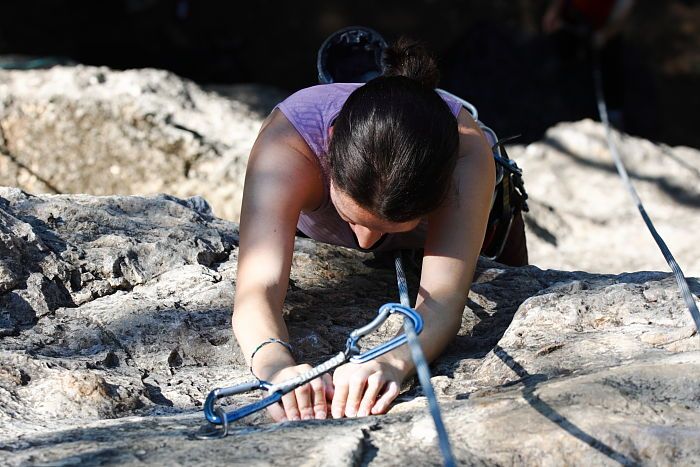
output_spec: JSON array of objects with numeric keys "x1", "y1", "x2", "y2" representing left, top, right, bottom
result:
[
  {"x1": 395, "y1": 252, "x2": 456, "y2": 467},
  {"x1": 592, "y1": 49, "x2": 700, "y2": 333}
]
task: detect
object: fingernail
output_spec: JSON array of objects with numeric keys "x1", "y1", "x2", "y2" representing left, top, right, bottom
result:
[
  {"x1": 291, "y1": 415, "x2": 300, "y2": 421},
  {"x1": 357, "y1": 409, "x2": 367, "y2": 417},
  {"x1": 346, "y1": 409, "x2": 356, "y2": 418},
  {"x1": 316, "y1": 411, "x2": 327, "y2": 420},
  {"x1": 302, "y1": 414, "x2": 312, "y2": 420}
]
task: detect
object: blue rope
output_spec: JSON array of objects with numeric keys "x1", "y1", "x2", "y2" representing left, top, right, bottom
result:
[{"x1": 395, "y1": 252, "x2": 456, "y2": 467}]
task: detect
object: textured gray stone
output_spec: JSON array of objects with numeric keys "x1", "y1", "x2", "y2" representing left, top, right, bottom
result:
[{"x1": 1, "y1": 188, "x2": 698, "y2": 466}]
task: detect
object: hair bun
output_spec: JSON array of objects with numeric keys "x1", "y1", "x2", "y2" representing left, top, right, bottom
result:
[{"x1": 382, "y1": 37, "x2": 440, "y2": 89}]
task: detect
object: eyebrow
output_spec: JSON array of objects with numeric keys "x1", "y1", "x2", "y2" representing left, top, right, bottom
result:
[
  {"x1": 331, "y1": 192, "x2": 356, "y2": 224},
  {"x1": 332, "y1": 191, "x2": 419, "y2": 233}
]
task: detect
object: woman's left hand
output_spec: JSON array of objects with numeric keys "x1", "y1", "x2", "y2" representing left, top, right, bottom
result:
[{"x1": 330, "y1": 359, "x2": 404, "y2": 418}]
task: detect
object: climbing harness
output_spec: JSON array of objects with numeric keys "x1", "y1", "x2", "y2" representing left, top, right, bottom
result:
[
  {"x1": 592, "y1": 49, "x2": 700, "y2": 333},
  {"x1": 394, "y1": 252, "x2": 457, "y2": 467},
  {"x1": 196, "y1": 302, "x2": 424, "y2": 439},
  {"x1": 436, "y1": 88, "x2": 529, "y2": 260},
  {"x1": 484, "y1": 135, "x2": 529, "y2": 260}
]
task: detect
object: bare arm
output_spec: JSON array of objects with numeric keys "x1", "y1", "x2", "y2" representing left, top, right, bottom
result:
[
  {"x1": 332, "y1": 108, "x2": 496, "y2": 417},
  {"x1": 232, "y1": 109, "x2": 328, "y2": 420},
  {"x1": 393, "y1": 107, "x2": 495, "y2": 370}
]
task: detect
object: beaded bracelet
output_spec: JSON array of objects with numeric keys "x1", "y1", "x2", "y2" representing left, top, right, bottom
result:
[{"x1": 249, "y1": 338, "x2": 293, "y2": 382}]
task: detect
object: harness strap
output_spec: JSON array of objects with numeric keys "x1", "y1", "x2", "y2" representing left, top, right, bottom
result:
[{"x1": 482, "y1": 139, "x2": 529, "y2": 261}]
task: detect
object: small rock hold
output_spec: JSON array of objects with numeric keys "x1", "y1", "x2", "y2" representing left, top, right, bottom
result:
[
  {"x1": 535, "y1": 342, "x2": 564, "y2": 356},
  {"x1": 102, "y1": 351, "x2": 120, "y2": 369},
  {"x1": 168, "y1": 349, "x2": 184, "y2": 368},
  {"x1": 643, "y1": 288, "x2": 662, "y2": 302}
]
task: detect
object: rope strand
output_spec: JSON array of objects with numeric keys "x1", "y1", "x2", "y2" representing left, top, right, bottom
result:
[{"x1": 592, "y1": 48, "x2": 700, "y2": 333}]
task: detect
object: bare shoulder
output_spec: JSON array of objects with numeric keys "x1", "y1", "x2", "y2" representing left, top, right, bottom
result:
[
  {"x1": 254, "y1": 109, "x2": 319, "y2": 165},
  {"x1": 246, "y1": 109, "x2": 325, "y2": 213},
  {"x1": 454, "y1": 108, "x2": 496, "y2": 187}
]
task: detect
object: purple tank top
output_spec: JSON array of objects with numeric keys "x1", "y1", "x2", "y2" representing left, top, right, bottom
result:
[{"x1": 275, "y1": 83, "x2": 463, "y2": 252}]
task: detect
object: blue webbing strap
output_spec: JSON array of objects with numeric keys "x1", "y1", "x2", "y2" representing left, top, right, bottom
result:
[
  {"x1": 395, "y1": 252, "x2": 457, "y2": 467},
  {"x1": 592, "y1": 50, "x2": 700, "y2": 333}
]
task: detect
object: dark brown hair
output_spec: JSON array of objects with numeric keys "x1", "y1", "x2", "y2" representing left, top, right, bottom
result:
[{"x1": 328, "y1": 38, "x2": 459, "y2": 222}]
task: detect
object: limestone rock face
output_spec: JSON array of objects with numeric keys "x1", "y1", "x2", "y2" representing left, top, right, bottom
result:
[
  {"x1": 1, "y1": 188, "x2": 698, "y2": 466},
  {"x1": 514, "y1": 120, "x2": 700, "y2": 276},
  {"x1": 2, "y1": 66, "x2": 699, "y2": 277},
  {"x1": 0, "y1": 66, "x2": 282, "y2": 221}
]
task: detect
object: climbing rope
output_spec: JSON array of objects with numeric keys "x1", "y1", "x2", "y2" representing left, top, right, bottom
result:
[
  {"x1": 592, "y1": 49, "x2": 700, "y2": 333},
  {"x1": 395, "y1": 252, "x2": 457, "y2": 467}
]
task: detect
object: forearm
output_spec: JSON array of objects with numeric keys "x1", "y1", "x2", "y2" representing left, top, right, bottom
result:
[
  {"x1": 379, "y1": 289, "x2": 464, "y2": 378},
  {"x1": 233, "y1": 199, "x2": 300, "y2": 375},
  {"x1": 233, "y1": 288, "x2": 291, "y2": 352},
  {"x1": 232, "y1": 246, "x2": 297, "y2": 375}
]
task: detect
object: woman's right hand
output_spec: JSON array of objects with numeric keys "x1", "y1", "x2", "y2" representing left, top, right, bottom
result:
[{"x1": 260, "y1": 363, "x2": 334, "y2": 422}]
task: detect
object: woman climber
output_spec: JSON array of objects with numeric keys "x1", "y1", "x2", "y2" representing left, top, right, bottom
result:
[{"x1": 231, "y1": 28, "x2": 528, "y2": 423}]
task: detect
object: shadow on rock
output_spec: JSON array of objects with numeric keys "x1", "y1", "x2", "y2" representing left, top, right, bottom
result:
[
  {"x1": 493, "y1": 346, "x2": 641, "y2": 467},
  {"x1": 438, "y1": 264, "x2": 558, "y2": 378},
  {"x1": 543, "y1": 135, "x2": 700, "y2": 209},
  {"x1": 0, "y1": 205, "x2": 76, "y2": 331}
]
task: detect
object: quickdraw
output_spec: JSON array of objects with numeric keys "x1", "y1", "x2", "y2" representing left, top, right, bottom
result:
[
  {"x1": 197, "y1": 254, "x2": 456, "y2": 467},
  {"x1": 196, "y1": 302, "x2": 423, "y2": 440}
]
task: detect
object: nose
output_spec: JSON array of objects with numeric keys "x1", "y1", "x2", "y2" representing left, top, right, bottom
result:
[{"x1": 350, "y1": 224, "x2": 384, "y2": 249}]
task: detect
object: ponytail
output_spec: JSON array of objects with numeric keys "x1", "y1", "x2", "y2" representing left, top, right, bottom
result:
[{"x1": 382, "y1": 37, "x2": 440, "y2": 89}]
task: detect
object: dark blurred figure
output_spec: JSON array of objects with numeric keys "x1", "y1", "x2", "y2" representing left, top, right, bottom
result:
[{"x1": 542, "y1": 0, "x2": 635, "y2": 128}]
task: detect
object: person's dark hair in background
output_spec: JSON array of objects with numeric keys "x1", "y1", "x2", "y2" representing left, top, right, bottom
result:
[{"x1": 328, "y1": 38, "x2": 459, "y2": 223}]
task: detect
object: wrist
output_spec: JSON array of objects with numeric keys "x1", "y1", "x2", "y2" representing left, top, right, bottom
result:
[
  {"x1": 254, "y1": 359, "x2": 295, "y2": 382},
  {"x1": 249, "y1": 340, "x2": 296, "y2": 381},
  {"x1": 377, "y1": 350, "x2": 413, "y2": 380}
]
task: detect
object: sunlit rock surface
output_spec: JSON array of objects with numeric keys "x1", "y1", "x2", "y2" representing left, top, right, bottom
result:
[
  {"x1": 0, "y1": 66, "x2": 286, "y2": 221},
  {"x1": 514, "y1": 120, "x2": 700, "y2": 276},
  {"x1": 2, "y1": 67, "x2": 699, "y2": 277},
  {"x1": 1, "y1": 188, "x2": 698, "y2": 466}
]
